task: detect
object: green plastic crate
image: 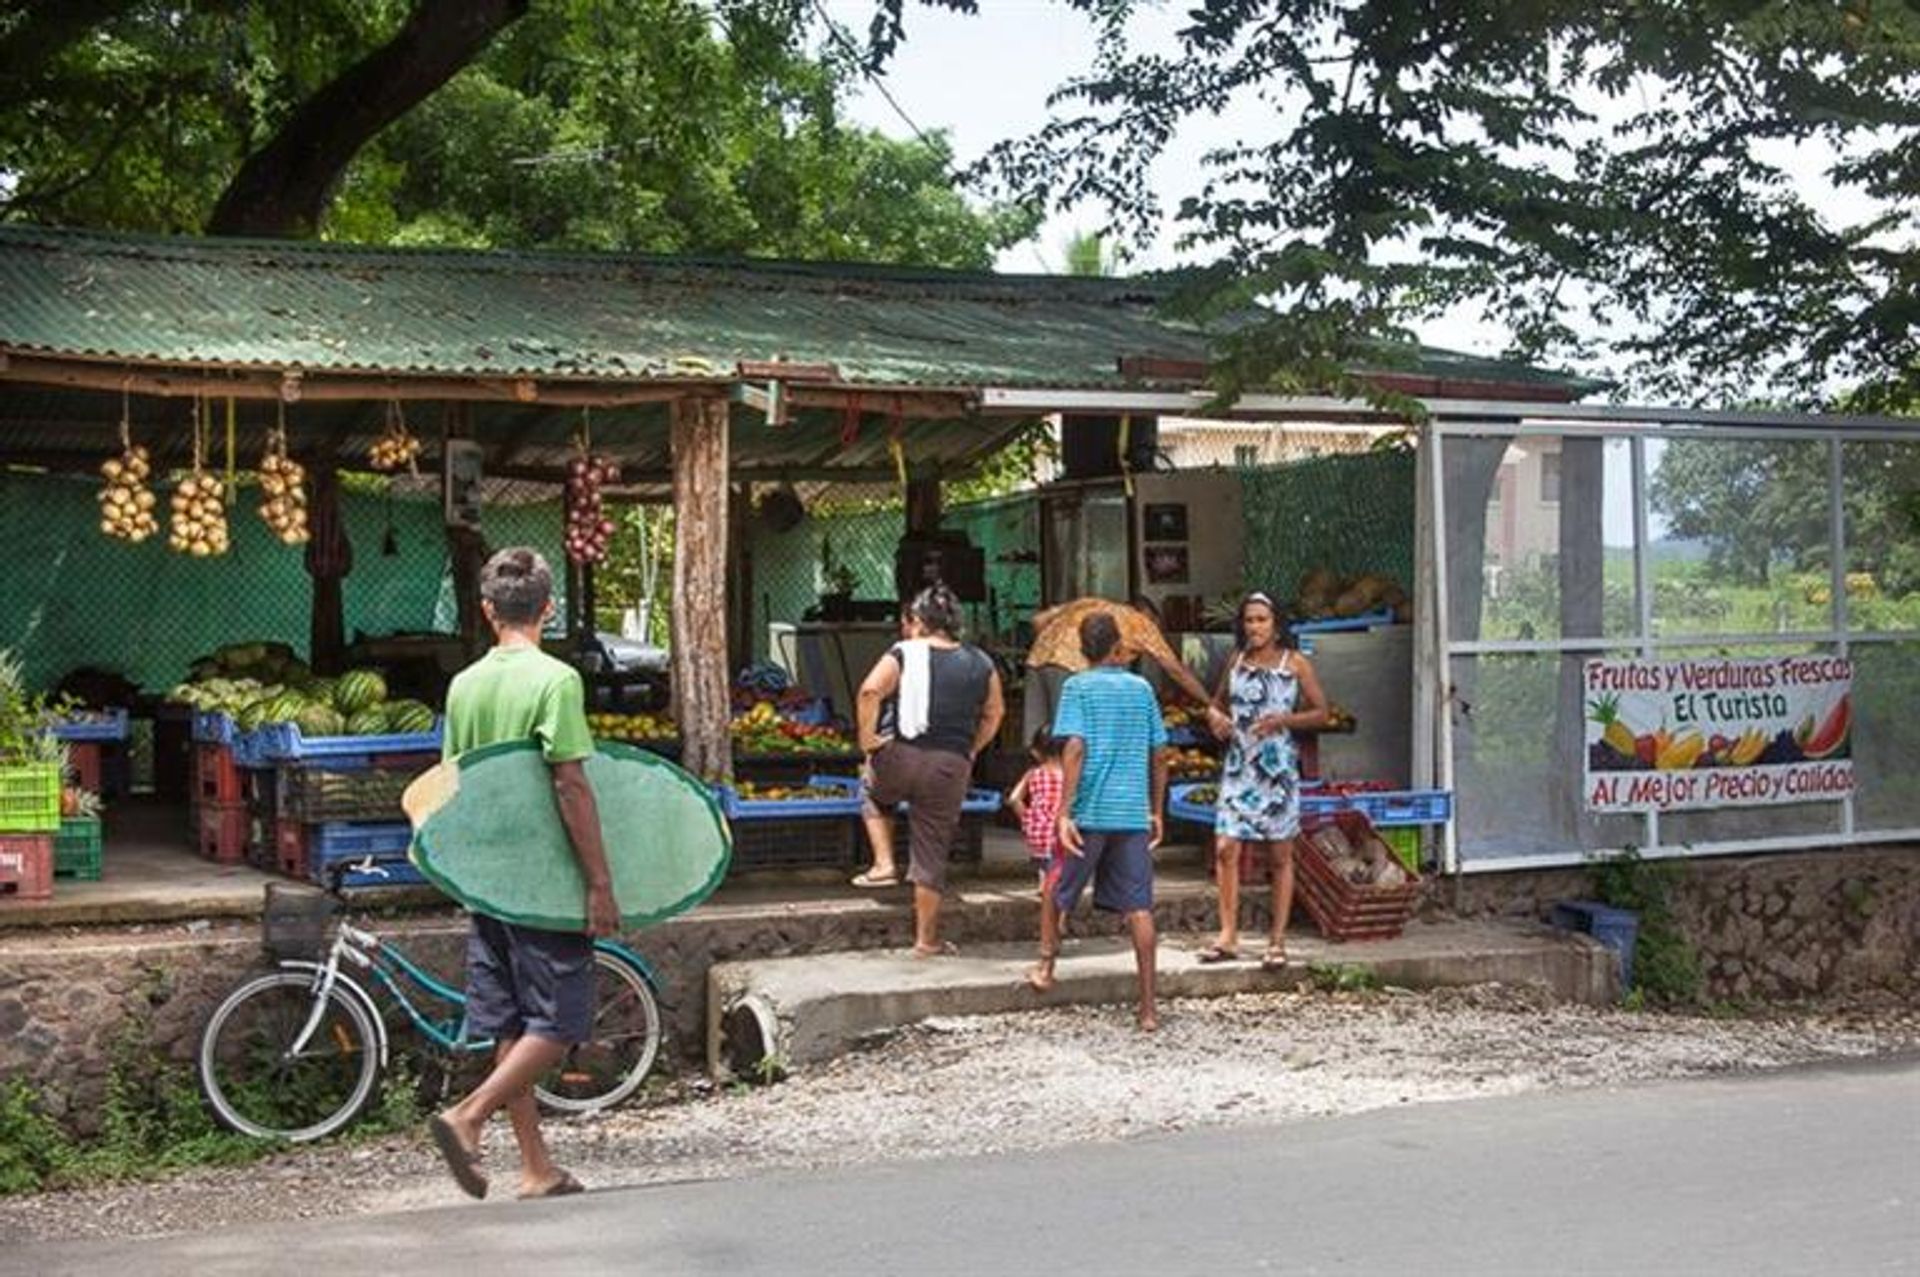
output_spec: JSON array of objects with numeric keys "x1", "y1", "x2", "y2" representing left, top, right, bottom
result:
[
  {"x1": 0, "y1": 764, "x2": 60, "y2": 833},
  {"x1": 53, "y1": 817, "x2": 103, "y2": 880},
  {"x1": 1380, "y1": 825, "x2": 1421, "y2": 873}
]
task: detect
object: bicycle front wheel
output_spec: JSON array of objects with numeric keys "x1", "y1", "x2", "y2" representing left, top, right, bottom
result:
[
  {"x1": 535, "y1": 948, "x2": 662, "y2": 1114},
  {"x1": 198, "y1": 969, "x2": 381, "y2": 1142}
]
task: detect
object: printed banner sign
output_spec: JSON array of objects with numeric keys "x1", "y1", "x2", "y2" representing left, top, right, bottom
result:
[{"x1": 1583, "y1": 656, "x2": 1853, "y2": 812}]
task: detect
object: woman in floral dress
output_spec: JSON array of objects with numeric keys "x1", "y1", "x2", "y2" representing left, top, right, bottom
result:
[{"x1": 1198, "y1": 592, "x2": 1329, "y2": 968}]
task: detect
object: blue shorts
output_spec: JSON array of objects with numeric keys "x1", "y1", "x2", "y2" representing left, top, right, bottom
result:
[
  {"x1": 465, "y1": 914, "x2": 594, "y2": 1045},
  {"x1": 1046, "y1": 829, "x2": 1154, "y2": 915}
]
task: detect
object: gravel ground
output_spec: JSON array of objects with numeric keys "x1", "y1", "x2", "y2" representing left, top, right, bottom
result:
[{"x1": 5, "y1": 984, "x2": 1917, "y2": 1244}]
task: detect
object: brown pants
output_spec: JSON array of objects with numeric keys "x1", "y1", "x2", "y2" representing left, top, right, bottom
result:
[{"x1": 865, "y1": 741, "x2": 972, "y2": 890}]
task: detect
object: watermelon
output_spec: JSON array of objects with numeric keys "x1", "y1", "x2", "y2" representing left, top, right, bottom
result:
[
  {"x1": 346, "y1": 706, "x2": 391, "y2": 736},
  {"x1": 296, "y1": 703, "x2": 346, "y2": 738},
  {"x1": 235, "y1": 697, "x2": 275, "y2": 733},
  {"x1": 386, "y1": 701, "x2": 437, "y2": 734},
  {"x1": 333, "y1": 669, "x2": 388, "y2": 716}
]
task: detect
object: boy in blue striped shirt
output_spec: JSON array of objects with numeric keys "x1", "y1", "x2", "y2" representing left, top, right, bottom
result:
[{"x1": 1026, "y1": 609, "x2": 1171, "y2": 1031}]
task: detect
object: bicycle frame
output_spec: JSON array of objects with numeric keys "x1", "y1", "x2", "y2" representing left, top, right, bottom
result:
[{"x1": 281, "y1": 920, "x2": 661, "y2": 1065}]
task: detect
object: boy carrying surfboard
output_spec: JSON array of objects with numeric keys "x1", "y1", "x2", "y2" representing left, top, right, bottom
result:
[{"x1": 427, "y1": 547, "x2": 618, "y2": 1202}]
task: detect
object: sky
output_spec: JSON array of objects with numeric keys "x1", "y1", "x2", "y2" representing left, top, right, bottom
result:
[{"x1": 820, "y1": 1, "x2": 1510, "y2": 353}]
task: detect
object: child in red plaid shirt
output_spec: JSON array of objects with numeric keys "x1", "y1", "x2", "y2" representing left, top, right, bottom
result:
[{"x1": 1007, "y1": 728, "x2": 1066, "y2": 889}]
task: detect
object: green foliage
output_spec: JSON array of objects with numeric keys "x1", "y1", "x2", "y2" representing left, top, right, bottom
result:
[
  {"x1": 938, "y1": 1, "x2": 1920, "y2": 406},
  {"x1": 1589, "y1": 848, "x2": 1703, "y2": 1007},
  {"x1": 943, "y1": 420, "x2": 1059, "y2": 504},
  {"x1": 0, "y1": 1, "x2": 1032, "y2": 267},
  {"x1": 0, "y1": 1079, "x2": 72, "y2": 1195},
  {"x1": 1305, "y1": 962, "x2": 1383, "y2": 994}
]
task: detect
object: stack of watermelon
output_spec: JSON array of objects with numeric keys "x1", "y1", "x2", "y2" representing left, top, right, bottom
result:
[{"x1": 232, "y1": 669, "x2": 436, "y2": 738}]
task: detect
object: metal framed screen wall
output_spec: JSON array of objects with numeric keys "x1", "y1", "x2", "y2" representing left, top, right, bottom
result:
[{"x1": 1422, "y1": 408, "x2": 1920, "y2": 873}]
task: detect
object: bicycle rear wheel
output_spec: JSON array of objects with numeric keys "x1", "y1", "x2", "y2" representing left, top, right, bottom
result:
[
  {"x1": 535, "y1": 948, "x2": 661, "y2": 1113},
  {"x1": 198, "y1": 969, "x2": 381, "y2": 1142}
]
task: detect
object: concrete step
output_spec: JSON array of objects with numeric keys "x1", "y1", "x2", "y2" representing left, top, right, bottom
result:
[{"x1": 707, "y1": 919, "x2": 1620, "y2": 1078}]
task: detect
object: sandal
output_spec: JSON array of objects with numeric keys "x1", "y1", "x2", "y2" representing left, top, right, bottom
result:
[
  {"x1": 1195, "y1": 944, "x2": 1241, "y2": 964},
  {"x1": 912, "y1": 940, "x2": 959, "y2": 958},
  {"x1": 1261, "y1": 943, "x2": 1289, "y2": 971},
  {"x1": 427, "y1": 1114, "x2": 488, "y2": 1200},
  {"x1": 850, "y1": 868, "x2": 901, "y2": 888},
  {"x1": 518, "y1": 1168, "x2": 586, "y2": 1200}
]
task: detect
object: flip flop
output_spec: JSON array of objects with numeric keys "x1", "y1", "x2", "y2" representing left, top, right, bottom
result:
[
  {"x1": 427, "y1": 1114, "x2": 488, "y2": 1200},
  {"x1": 1195, "y1": 944, "x2": 1241, "y2": 964},
  {"x1": 850, "y1": 868, "x2": 901, "y2": 888},
  {"x1": 1261, "y1": 947, "x2": 1290, "y2": 971},
  {"x1": 912, "y1": 940, "x2": 959, "y2": 958},
  {"x1": 518, "y1": 1169, "x2": 586, "y2": 1201}
]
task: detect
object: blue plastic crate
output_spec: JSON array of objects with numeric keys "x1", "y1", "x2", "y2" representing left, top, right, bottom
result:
[
  {"x1": 256, "y1": 721, "x2": 442, "y2": 765},
  {"x1": 718, "y1": 780, "x2": 864, "y2": 820},
  {"x1": 809, "y1": 775, "x2": 1002, "y2": 816},
  {"x1": 47, "y1": 708, "x2": 130, "y2": 743},
  {"x1": 318, "y1": 855, "x2": 427, "y2": 889},
  {"x1": 309, "y1": 821, "x2": 414, "y2": 861},
  {"x1": 1343, "y1": 789, "x2": 1453, "y2": 826},
  {"x1": 1166, "y1": 781, "x2": 1216, "y2": 827},
  {"x1": 1550, "y1": 900, "x2": 1640, "y2": 990},
  {"x1": 1289, "y1": 608, "x2": 1397, "y2": 636},
  {"x1": 192, "y1": 711, "x2": 237, "y2": 745}
]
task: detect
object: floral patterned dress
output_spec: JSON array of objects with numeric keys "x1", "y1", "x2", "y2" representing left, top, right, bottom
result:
[{"x1": 1214, "y1": 652, "x2": 1302, "y2": 841}]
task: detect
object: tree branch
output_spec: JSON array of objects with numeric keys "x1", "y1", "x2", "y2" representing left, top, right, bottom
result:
[{"x1": 205, "y1": 0, "x2": 529, "y2": 238}]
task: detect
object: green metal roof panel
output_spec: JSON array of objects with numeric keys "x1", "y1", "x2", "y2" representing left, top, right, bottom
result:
[{"x1": 0, "y1": 225, "x2": 1212, "y2": 389}]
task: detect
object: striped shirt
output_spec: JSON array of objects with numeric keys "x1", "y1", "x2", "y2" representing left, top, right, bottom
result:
[{"x1": 1052, "y1": 665, "x2": 1168, "y2": 832}]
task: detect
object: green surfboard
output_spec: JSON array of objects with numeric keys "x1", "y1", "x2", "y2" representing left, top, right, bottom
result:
[{"x1": 404, "y1": 739, "x2": 732, "y2": 932}]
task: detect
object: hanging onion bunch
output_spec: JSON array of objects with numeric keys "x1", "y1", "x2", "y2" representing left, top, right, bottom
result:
[
  {"x1": 98, "y1": 443, "x2": 159, "y2": 542},
  {"x1": 564, "y1": 450, "x2": 620, "y2": 565},
  {"x1": 258, "y1": 430, "x2": 310, "y2": 544},
  {"x1": 369, "y1": 401, "x2": 421, "y2": 472},
  {"x1": 170, "y1": 470, "x2": 230, "y2": 557}
]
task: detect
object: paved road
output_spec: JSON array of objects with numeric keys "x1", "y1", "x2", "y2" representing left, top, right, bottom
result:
[{"x1": 12, "y1": 1058, "x2": 1917, "y2": 1277}]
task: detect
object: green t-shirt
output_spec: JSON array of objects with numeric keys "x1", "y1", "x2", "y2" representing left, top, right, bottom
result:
[{"x1": 443, "y1": 645, "x2": 595, "y2": 763}]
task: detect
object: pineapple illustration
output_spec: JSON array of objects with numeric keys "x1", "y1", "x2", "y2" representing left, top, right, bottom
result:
[{"x1": 1587, "y1": 693, "x2": 1637, "y2": 761}]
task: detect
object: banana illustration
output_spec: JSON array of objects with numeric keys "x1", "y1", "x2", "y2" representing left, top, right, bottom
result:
[
  {"x1": 1727, "y1": 728, "x2": 1768, "y2": 766},
  {"x1": 1656, "y1": 731, "x2": 1707, "y2": 771}
]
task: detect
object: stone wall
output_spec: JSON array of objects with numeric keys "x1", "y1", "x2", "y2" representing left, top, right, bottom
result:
[
  {"x1": 1432, "y1": 842, "x2": 1920, "y2": 1000},
  {"x1": 0, "y1": 891, "x2": 1222, "y2": 1138}
]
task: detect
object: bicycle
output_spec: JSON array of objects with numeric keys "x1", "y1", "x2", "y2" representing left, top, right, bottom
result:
[{"x1": 197, "y1": 864, "x2": 665, "y2": 1142}]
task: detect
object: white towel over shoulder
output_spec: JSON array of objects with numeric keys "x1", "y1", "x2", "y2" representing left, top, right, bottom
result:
[{"x1": 896, "y1": 639, "x2": 932, "y2": 740}]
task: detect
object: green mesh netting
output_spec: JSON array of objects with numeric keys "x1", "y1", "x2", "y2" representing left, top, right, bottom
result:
[
  {"x1": 945, "y1": 494, "x2": 1040, "y2": 643},
  {"x1": 748, "y1": 504, "x2": 904, "y2": 662},
  {"x1": 0, "y1": 471, "x2": 563, "y2": 693},
  {"x1": 1238, "y1": 450, "x2": 1416, "y2": 603}
]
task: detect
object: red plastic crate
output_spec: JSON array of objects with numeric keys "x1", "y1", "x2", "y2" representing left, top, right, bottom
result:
[
  {"x1": 196, "y1": 800, "x2": 250, "y2": 864},
  {"x1": 0, "y1": 833, "x2": 54, "y2": 901},
  {"x1": 65, "y1": 742, "x2": 104, "y2": 795},
  {"x1": 272, "y1": 820, "x2": 309, "y2": 880},
  {"x1": 194, "y1": 744, "x2": 244, "y2": 804},
  {"x1": 1296, "y1": 811, "x2": 1423, "y2": 942}
]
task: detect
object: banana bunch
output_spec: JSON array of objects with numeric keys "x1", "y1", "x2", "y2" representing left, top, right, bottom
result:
[
  {"x1": 257, "y1": 439, "x2": 310, "y2": 544},
  {"x1": 98, "y1": 445, "x2": 159, "y2": 542},
  {"x1": 1723, "y1": 728, "x2": 1768, "y2": 766},
  {"x1": 169, "y1": 471, "x2": 230, "y2": 557},
  {"x1": 1654, "y1": 731, "x2": 1705, "y2": 771}
]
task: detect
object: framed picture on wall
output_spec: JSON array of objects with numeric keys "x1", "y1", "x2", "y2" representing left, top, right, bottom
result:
[
  {"x1": 1143, "y1": 502, "x2": 1188, "y2": 542},
  {"x1": 1144, "y1": 544, "x2": 1189, "y2": 584}
]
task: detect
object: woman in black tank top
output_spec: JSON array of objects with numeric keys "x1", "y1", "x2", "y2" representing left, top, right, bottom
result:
[{"x1": 852, "y1": 585, "x2": 1005, "y2": 957}]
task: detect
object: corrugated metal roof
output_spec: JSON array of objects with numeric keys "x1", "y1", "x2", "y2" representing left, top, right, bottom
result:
[
  {"x1": 0, "y1": 224, "x2": 1212, "y2": 389},
  {"x1": 0, "y1": 225, "x2": 1601, "y2": 396}
]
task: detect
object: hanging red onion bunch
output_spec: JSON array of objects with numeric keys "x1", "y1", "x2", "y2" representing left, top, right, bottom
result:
[{"x1": 565, "y1": 452, "x2": 620, "y2": 564}]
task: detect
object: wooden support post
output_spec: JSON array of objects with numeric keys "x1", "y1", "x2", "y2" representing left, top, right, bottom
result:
[
  {"x1": 442, "y1": 403, "x2": 489, "y2": 659},
  {"x1": 670, "y1": 397, "x2": 732, "y2": 782},
  {"x1": 727, "y1": 482, "x2": 752, "y2": 678},
  {"x1": 906, "y1": 476, "x2": 942, "y2": 537}
]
